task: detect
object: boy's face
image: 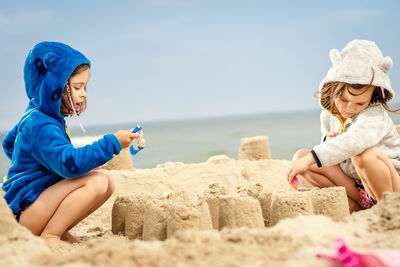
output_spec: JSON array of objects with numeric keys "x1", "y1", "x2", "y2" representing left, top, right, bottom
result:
[
  {"x1": 69, "y1": 69, "x2": 89, "y2": 112},
  {"x1": 334, "y1": 86, "x2": 374, "y2": 120}
]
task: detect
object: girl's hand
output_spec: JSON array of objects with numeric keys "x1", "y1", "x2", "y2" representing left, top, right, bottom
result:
[
  {"x1": 114, "y1": 129, "x2": 139, "y2": 149},
  {"x1": 326, "y1": 132, "x2": 339, "y2": 140},
  {"x1": 286, "y1": 153, "x2": 315, "y2": 183},
  {"x1": 138, "y1": 138, "x2": 146, "y2": 148}
]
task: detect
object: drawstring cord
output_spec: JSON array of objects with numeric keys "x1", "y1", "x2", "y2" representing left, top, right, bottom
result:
[{"x1": 65, "y1": 82, "x2": 86, "y2": 134}]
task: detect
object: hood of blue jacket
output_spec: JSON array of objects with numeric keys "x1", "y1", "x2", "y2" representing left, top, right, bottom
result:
[{"x1": 24, "y1": 41, "x2": 91, "y2": 119}]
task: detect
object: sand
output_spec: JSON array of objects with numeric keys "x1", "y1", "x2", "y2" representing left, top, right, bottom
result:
[{"x1": 1, "y1": 151, "x2": 400, "y2": 266}]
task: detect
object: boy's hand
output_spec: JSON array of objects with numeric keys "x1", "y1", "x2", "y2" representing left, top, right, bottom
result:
[
  {"x1": 114, "y1": 129, "x2": 139, "y2": 149},
  {"x1": 326, "y1": 132, "x2": 339, "y2": 140}
]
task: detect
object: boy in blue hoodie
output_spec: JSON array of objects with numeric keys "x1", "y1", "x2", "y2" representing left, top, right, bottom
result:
[{"x1": 2, "y1": 42, "x2": 139, "y2": 247}]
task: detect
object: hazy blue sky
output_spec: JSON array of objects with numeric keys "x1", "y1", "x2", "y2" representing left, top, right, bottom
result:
[{"x1": 1, "y1": 0, "x2": 399, "y2": 131}]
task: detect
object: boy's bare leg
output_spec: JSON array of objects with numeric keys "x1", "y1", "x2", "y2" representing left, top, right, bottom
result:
[
  {"x1": 352, "y1": 146, "x2": 400, "y2": 201},
  {"x1": 293, "y1": 149, "x2": 362, "y2": 212},
  {"x1": 19, "y1": 171, "x2": 114, "y2": 247}
]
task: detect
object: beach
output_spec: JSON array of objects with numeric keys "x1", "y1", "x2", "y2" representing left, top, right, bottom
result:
[
  {"x1": 1, "y1": 135, "x2": 400, "y2": 267},
  {"x1": 2, "y1": 1, "x2": 400, "y2": 265}
]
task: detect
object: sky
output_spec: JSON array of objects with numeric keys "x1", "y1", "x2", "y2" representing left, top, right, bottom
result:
[{"x1": 0, "y1": 0, "x2": 399, "y2": 131}]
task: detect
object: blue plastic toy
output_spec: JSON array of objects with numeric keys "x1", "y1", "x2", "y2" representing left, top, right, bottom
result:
[{"x1": 130, "y1": 125, "x2": 145, "y2": 155}]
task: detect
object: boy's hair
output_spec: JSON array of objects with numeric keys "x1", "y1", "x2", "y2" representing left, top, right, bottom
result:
[
  {"x1": 318, "y1": 69, "x2": 399, "y2": 114},
  {"x1": 60, "y1": 64, "x2": 90, "y2": 116}
]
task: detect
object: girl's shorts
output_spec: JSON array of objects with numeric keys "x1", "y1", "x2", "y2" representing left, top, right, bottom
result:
[
  {"x1": 354, "y1": 179, "x2": 376, "y2": 209},
  {"x1": 340, "y1": 159, "x2": 360, "y2": 180},
  {"x1": 14, "y1": 211, "x2": 22, "y2": 222}
]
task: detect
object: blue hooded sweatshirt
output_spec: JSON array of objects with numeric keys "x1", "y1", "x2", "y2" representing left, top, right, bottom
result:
[{"x1": 2, "y1": 42, "x2": 122, "y2": 215}]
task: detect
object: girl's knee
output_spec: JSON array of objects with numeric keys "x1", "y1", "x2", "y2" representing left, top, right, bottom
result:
[
  {"x1": 351, "y1": 146, "x2": 380, "y2": 167},
  {"x1": 87, "y1": 172, "x2": 112, "y2": 196},
  {"x1": 292, "y1": 148, "x2": 310, "y2": 160},
  {"x1": 104, "y1": 171, "x2": 115, "y2": 196}
]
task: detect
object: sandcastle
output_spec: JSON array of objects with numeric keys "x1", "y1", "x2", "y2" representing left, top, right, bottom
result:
[
  {"x1": 112, "y1": 183, "x2": 350, "y2": 240},
  {"x1": 112, "y1": 191, "x2": 201, "y2": 240},
  {"x1": 111, "y1": 184, "x2": 269, "y2": 241},
  {"x1": 110, "y1": 135, "x2": 350, "y2": 240},
  {"x1": 262, "y1": 186, "x2": 350, "y2": 227}
]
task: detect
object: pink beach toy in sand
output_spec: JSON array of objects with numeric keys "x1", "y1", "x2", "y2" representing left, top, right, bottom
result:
[
  {"x1": 289, "y1": 175, "x2": 301, "y2": 190},
  {"x1": 316, "y1": 238, "x2": 400, "y2": 267}
]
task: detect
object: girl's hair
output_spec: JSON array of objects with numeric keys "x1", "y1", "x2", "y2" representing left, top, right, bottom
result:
[
  {"x1": 318, "y1": 68, "x2": 399, "y2": 114},
  {"x1": 60, "y1": 64, "x2": 90, "y2": 116}
]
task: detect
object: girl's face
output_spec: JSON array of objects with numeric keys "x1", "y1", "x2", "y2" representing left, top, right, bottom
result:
[
  {"x1": 334, "y1": 86, "x2": 374, "y2": 120},
  {"x1": 69, "y1": 68, "x2": 90, "y2": 112}
]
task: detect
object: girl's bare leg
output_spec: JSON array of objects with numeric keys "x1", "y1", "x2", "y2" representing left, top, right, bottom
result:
[
  {"x1": 19, "y1": 170, "x2": 115, "y2": 247},
  {"x1": 61, "y1": 231, "x2": 83, "y2": 244},
  {"x1": 351, "y1": 146, "x2": 400, "y2": 201},
  {"x1": 60, "y1": 173, "x2": 115, "y2": 244},
  {"x1": 293, "y1": 149, "x2": 362, "y2": 212},
  {"x1": 65, "y1": 172, "x2": 115, "y2": 229}
]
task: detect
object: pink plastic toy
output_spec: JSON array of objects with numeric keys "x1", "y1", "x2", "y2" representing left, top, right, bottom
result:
[
  {"x1": 316, "y1": 238, "x2": 400, "y2": 267},
  {"x1": 289, "y1": 175, "x2": 301, "y2": 190}
]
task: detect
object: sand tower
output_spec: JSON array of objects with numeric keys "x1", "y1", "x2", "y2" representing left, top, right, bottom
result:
[
  {"x1": 257, "y1": 192, "x2": 274, "y2": 227},
  {"x1": 238, "y1": 136, "x2": 271, "y2": 161},
  {"x1": 112, "y1": 195, "x2": 134, "y2": 235},
  {"x1": 167, "y1": 200, "x2": 213, "y2": 238},
  {"x1": 142, "y1": 191, "x2": 189, "y2": 241},
  {"x1": 269, "y1": 192, "x2": 313, "y2": 226},
  {"x1": 311, "y1": 187, "x2": 350, "y2": 221},
  {"x1": 219, "y1": 194, "x2": 264, "y2": 230},
  {"x1": 197, "y1": 183, "x2": 229, "y2": 230},
  {"x1": 102, "y1": 148, "x2": 133, "y2": 170}
]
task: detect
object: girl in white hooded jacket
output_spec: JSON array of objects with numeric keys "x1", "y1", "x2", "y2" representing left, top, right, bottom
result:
[{"x1": 287, "y1": 40, "x2": 400, "y2": 212}]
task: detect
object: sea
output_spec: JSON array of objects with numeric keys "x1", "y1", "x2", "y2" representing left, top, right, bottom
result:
[{"x1": 2, "y1": 109, "x2": 400, "y2": 178}]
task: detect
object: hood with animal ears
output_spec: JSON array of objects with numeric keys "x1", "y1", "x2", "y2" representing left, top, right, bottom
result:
[
  {"x1": 319, "y1": 40, "x2": 393, "y2": 110},
  {"x1": 24, "y1": 41, "x2": 91, "y2": 119}
]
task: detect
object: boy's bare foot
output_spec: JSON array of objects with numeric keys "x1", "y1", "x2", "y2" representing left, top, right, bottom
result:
[
  {"x1": 61, "y1": 231, "x2": 83, "y2": 244},
  {"x1": 41, "y1": 233, "x2": 70, "y2": 247}
]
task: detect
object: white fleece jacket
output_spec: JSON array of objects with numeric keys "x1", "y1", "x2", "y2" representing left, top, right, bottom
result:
[{"x1": 312, "y1": 104, "x2": 400, "y2": 177}]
